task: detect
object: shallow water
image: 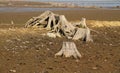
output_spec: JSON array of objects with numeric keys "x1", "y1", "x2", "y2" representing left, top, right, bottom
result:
[
  {"x1": 0, "y1": 7, "x2": 120, "y2": 13},
  {"x1": 0, "y1": 7, "x2": 73, "y2": 12},
  {"x1": 29, "y1": 0, "x2": 120, "y2": 7}
]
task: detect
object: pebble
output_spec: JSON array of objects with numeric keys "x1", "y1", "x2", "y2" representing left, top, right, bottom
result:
[
  {"x1": 20, "y1": 45, "x2": 23, "y2": 48},
  {"x1": 105, "y1": 32, "x2": 107, "y2": 35},
  {"x1": 92, "y1": 67, "x2": 98, "y2": 70},
  {"x1": 16, "y1": 38, "x2": 21, "y2": 41},
  {"x1": 41, "y1": 44, "x2": 44, "y2": 47},
  {"x1": 49, "y1": 42, "x2": 53, "y2": 45},
  {"x1": 9, "y1": 69, "x2": 16, "y2": 73},
  {"x1": 6, "y1": 40, "x2": 12, "y2": 43},
  {"x1": 47, "y1": 48, "x2": 50, "y2": 51},
  {"x1": 109, "y1": 44, "x2": 113, "y2": 46},
  {"x1": 25, "y1": 41, "x2": 30, "y2": 43},
  {"x1": 104, "y1": 59, "x2": 107, "y2": 62}
]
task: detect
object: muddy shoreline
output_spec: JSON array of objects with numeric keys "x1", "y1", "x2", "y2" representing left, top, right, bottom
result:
[
  {"x1": 0, "y1": 9, "x2": 120, "y2": 25},
  {"x1": 0, "y1": 7, "x2": 120, "y2": 73}
]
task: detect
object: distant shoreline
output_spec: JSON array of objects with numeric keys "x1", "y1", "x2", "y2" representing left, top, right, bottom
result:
[
  {"x1": 0, "y1": 9, "x2": 120, "y2": 25},
  {"x1": 0, "y1": 1, "x2": 78, "y2": 8},
  {"x1": 0, "y1": 1, "x2": 120, "y2": 25},
  {"x1": 0, "y1": 6, "x2": 120, "y2": 13},
  {"x1": 0, "y1": 1, "x2": 120, "y2": 8}
]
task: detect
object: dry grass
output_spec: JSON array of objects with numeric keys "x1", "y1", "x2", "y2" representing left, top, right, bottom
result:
[
  {"x1": 90, "y1": 21, "x2": 120, "y2": 27},
  {"x1": 0, "y1": 27, "x2": 48, "y2": 39},
  {"x1": 0, "y1": 20, "x2": 120, "y2": 36}
]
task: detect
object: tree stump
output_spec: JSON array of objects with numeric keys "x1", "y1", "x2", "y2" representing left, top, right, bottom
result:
[
  {"x1": 25, "y1": 11, "x2": 93, "y2": 42},
  {"x1": 55, "y1": 42, "x2": 82, "y2": 59},
  {"x1": 72, "y1": 27, "x2": 93, "y2": 42}
]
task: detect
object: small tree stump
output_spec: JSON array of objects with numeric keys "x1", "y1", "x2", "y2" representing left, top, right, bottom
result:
[
  {"x1": 55, "y1": 42, "x2": 82, "y2": 59},
  {"x1": 72, "y1": 27, "x2": 93, "y2": 42}
]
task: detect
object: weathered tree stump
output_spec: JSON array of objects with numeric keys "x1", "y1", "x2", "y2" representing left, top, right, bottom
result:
[
  {"x1": 72, "y1": 27, "x2": 93, "y2": 42},
  {"x1": 55, "y1": 42, "x2": 82, "y2": 59},
  {"x1": 25, "y1": 11, "x2": 93, "y2": 42}
]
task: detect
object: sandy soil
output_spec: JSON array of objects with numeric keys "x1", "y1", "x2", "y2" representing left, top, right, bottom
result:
[{"x1": 0, "y1": 10, "x2": 120, "y2": 73}]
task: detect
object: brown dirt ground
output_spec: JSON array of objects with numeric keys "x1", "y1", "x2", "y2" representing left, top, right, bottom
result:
[
  {"x1": 0, "y1": 9, "x2": 120, "y2": 25},
  {"x1": 0, "y1": 10, "x2": 120, "y2": 73}
]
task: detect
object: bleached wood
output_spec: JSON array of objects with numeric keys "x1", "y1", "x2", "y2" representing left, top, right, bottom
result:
[
  {"x1": 46, "y1": 14, "x2": 56, "y2": 30},
  {"x1": 25, "y1": 11, "x2": 54, "y2": 28},
  {"x1": 72, "y1": 27, "x2": 93, "y2": 42},
  {"x1": 11, "y1": 20, "x2": 14, "y2": 25},
  {"x1": 25, "y1": 11, "x2": 93, "y2": 41},
  {"x1": 55, "y1": 42, "x2": 82, "y2": 59},
  {"x1": 59, "y1": 15, "x2": 76, "y2": 39},
  {"x1": 79, "y1": 18, "x2": 87, "y2": 28},
  {"x1": 46, "y1": 32, "x2": 61, "y2": 38},
  {"x1": 74, "y1": 18, "x2": 87, "y2": 28}
]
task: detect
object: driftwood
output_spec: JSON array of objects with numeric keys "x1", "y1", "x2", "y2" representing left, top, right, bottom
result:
[
  {"x1": 25, "y1": 11, "x2": 93, "y2": 42},
  {"x1": 74, "y1": 18, "x2": 87, "y2": 28},
  {"x1": 55, "y1": 42, "x2": 82, "y2": 59},
  {"x1": 73, "y1": 27, "x2": 93, "y2": 42},
  {"x1": 25, "y1": 11, "x2": 59, "y2": 30}
]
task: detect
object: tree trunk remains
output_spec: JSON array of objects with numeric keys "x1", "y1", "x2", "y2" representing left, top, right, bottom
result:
[
  {"x1": 25, "y1": 11, "x2": 93, "y2": 42},
  {"x1": 55, "y1": 42, "x2": 82, "y2": 59}
]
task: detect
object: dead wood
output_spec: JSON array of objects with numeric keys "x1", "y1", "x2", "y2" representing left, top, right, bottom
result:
[
  {"x1": 55, "y1": 42, "x2": 82, "y2": 59},
  {"x1": 74, "y1": 18, "x2": 87, "y2": 28},
  {"x1": 25, "y1": 11, "x2": 93, "y2": 41},
  {"x1": 73, "y1": 27, "x2": 93, "y2": 42}
]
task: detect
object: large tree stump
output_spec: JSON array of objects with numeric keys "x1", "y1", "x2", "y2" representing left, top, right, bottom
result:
[
  {"x1": 25, "y1": 11, "x2": 93, "y2": 42},
  {"x1": 25, "y1": 11, "x2": 58, "y2": 29},
  {"x1": 55, "y1": 42, "x2": 82, "y2": 59},
  {"x1": 59, "y1": 15, "x2": 76, "y2": 39}
]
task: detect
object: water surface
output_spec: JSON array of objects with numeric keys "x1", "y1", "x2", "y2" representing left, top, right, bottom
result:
[
  {"x1": 0, "y1": 7, "x2": 120, "y2": 13},
  {"x1": 29, "y1": 0, "x2": 120, "y2": 7}
]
